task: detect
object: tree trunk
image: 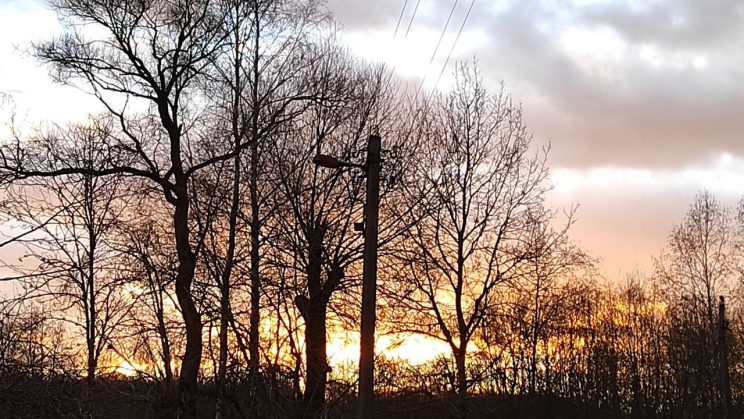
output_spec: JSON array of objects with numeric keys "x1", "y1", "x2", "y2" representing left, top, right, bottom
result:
[
  {"x1": 215, "y1": 283, "x2": 230, "y2": 419},
  {"x1": 528, "y1": 340, "x2": 538, "y2": 395},
  {"x1": 85, "y1": 174, "x2": 97, "y2": 387},
  {"x1": 296, "y1": 223, "x2": 328, "y2": 418},
  {"x1": 455, "y1": 345, "x2": 468, "y2": 417},
  {"x1": 156, "y1": 298, "x2": 174, "y2": 384},
  {"x1": 217, "y1": 148, "x2": 242, "y2": 418},
  {"x1": 249, "y1": 139, "x2": 261, "y2": 376},
  {"x1": 303, "y1": 299, "x2": 328, "y2": 418},
  {"x1": 248, "y1": 4, "x2": 263, "y2": 379},
  {"x1": 173, "y1": 188, "x2": 202, "y2": 419},
  {"x1": 86, "y1": 336, "x2": 96, "y2": 386},
  {"x1": 86, "y1": 275, "x2": 96, "y2": 387}
]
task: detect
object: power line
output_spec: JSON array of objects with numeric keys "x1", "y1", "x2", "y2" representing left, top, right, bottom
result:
[
  {"x1": 393, "y1": 0, "x2": 410, "y2": 39},
  {"x1": 429, "y1": 0, "x2": 476, "y2": 99},
  {"x1": 415, "y1": 0, "x2": 460, "y2": 97},
  {"x1": 428, "y1": 0, "x2": 459, "y2": 66},
  {"x1": 404, "y1": 0, "x2": 422, "y2": 38},
  {"x1": 390, "y1": 0, "x2": 427, "y2": 140},
  {"x1": 388, "y1": 0, "x2": 422, "y2": 75}
]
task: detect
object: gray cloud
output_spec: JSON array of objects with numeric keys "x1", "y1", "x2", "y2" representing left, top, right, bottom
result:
[
  {"x1": 325, "y1": 0, "x2": 403, "y2": 30},
  {"x1": 579, "y1": 0, "x2": 744, "y2": 50},
  {"x1": 324, "y1": 0, "x2": 744, "y2": 274},
  {"x1": 474, "y1": 0, "x2": 744, "y2": 168},
  {"x1": 327, "y1": 0, "x2": 744, "y2": 169}
]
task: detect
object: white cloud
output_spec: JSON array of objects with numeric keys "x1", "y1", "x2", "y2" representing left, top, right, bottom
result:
[
  {"x1": 0, "y1": 1, "x2": 103, "y2": 126},
  {"x1": 548, "y1": 153, "x2": 744, "y2": 277},
  {"x1": 552, "y1": 153, "x2": 744, "y2": 198},
  {"x1": 341, "y1": 20, "x2": 486, "y2": 94},
  {"x1": 558, "y1": 25, "x2": 627, "y2": 79}
]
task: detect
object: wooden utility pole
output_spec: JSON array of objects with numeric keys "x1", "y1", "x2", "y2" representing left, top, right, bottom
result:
[
  {"x1": 312, "y1": 134, "x2": 382, "y2": 419},
  {"x1": 358, "y1": 134, "x2": 381, "y2": 419}
]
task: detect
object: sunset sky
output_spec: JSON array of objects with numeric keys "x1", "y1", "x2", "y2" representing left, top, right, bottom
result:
[{"x1": 2, "y1": 0, "x2": 744, "y2": 278}]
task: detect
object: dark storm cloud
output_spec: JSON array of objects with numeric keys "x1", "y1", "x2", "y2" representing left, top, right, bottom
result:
[{"x1": 327, "y1": 0, "x2": 744, "y2": 168}]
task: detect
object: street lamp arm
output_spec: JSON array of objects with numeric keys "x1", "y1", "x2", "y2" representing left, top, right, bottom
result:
[{"x1": 313, "y1": 154, "x2": 366, "y2": 170}]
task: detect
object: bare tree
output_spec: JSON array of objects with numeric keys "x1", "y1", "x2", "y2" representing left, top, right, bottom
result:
[
  {"x1": 656, "y1": 191, "x2": 739, "y2": 417},
  {"x1": 115, "y1": 209, "x2": 181, "y2": 384},
  {"x1": 656, "y1": 191, "x2": 736, "y2": 325},
  {"x1": 192, "y1": 2, "x2": 328, "y2": 415},
  {"x1": 510, "y1": 207, "x2": 594, "y2": 395},
  {"x1": 0, "y1": 301, "x2": 73, "y2": 377},
  {"x1": 0, "y1": 0, "x2": 327, "y2": 414},
  {"x1": 0, "y1": 1, "x2": 233, "y2": 413},
  {"x1": 391, "y1": 63, "x2": 551, "y2": 413},
  {"x1": 1, "y1": 123, "x2": 134, "y2": 385},
  {"x1": 270, "y1": 48, "x2": 407, "y2": 416}
]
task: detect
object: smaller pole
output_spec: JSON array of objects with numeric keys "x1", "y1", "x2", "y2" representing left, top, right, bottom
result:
[{"x1": 718, "y1": 295, "x2": 733, "y2": 419}]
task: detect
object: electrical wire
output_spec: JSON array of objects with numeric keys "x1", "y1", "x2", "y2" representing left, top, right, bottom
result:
[
  {"x1": 429, "y1": 0, "x2": 476, "y2": 99},
  {"x1": 414, "y1": 0, "x2": 461, "y2": 97},
  {"x1": 427, "y1": 0, "x2": 460, "y2": 66},
  {"x1": 388, "y1": 0, "x2": 422, "y2": 77},
  {"x1": 393, "y1": 0, "x2": 410, "y2": 39},
  {"x1": 404, "y1": 0, "x2": 423, "y2": 38}
]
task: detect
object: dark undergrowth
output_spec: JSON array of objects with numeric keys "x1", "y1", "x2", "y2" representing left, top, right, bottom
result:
[
  {"x1": 0, "y1": 373, "x2": 708, "y2": 419},
  {"x1": 365, "y1": 393, "x2": 620, "y2": 419}
]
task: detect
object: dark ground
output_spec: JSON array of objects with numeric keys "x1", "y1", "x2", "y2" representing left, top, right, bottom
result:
[{"x1": 0, "y1": 374, "x2": 630, "y2": 418}]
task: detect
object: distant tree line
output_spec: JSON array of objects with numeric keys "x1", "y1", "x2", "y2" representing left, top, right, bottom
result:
[{"x1": 0, "y1": 1, "x2": 741, "y2": 418}]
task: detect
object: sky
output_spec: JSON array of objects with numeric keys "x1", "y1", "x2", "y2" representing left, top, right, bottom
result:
[{"x1": 2, "y1": 0, "x2": 744, "y2": 278}]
